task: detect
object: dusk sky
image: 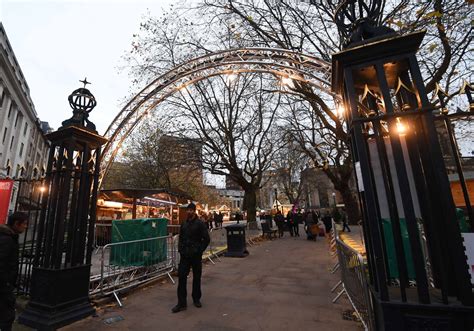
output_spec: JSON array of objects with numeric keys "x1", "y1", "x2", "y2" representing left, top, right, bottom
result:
[{"x1": 1, "y1": 0, "x2": 173, "y2": 134}]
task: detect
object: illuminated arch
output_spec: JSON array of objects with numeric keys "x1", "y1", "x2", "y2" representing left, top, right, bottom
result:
[{"x1": 100, "y1": 47, "x2": 336, "y2": 188}]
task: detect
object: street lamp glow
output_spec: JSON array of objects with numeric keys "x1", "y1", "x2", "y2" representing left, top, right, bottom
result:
[
  {"x1": 395, "y1": 118, "x2": 406, "y2": 135},
  {"x1": 39, "y1": 186, "x2": 46, "y2": 193}
]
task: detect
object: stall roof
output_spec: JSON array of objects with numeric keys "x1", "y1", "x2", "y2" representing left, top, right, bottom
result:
[{"x1": 99, "y1": 188, "x2": 192, "y2": 203}]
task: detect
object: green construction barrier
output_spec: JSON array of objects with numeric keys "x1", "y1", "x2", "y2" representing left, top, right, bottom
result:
[
  {"x1": 382, "y1": 218, "x2": 416, "y2": 280},
  {"x1": 456, "y1": 208, "x2": 469, "y2": 233},
  {"x1": 110, "y1": 218, "x2": 168, "y2": 267}
]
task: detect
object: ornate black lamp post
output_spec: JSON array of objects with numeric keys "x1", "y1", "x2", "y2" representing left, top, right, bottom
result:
[
  {"x1": 331, "y1": 1, "x2": 474, "y2": 329},
  {"x1": 19, "y1": 80, "x2": 107, "y2": 330}
]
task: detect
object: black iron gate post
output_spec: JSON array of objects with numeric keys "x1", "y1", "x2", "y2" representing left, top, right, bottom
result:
[
  {"x1": 331, "y1": 1, "x2": 474, "y2": 330},
  {"x1": 19, "y1": 81, "x2": 107, "y2": 330}
]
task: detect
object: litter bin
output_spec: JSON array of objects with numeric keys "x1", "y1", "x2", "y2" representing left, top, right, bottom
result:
[{"x1": 224, "y1": 223, "x2": 249, "y2": 257}]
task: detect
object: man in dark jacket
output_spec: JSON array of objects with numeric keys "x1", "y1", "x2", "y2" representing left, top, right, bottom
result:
[
  {"x1": 0, "y1": 212, "x2": 28, "y2": 331},
  {"x1": 172, "y1": 203, "x2": 210, "y2": 313}
]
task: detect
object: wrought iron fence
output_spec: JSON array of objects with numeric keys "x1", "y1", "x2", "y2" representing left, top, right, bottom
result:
[{"x1": 14, "y1": 178, "x2": 46, "y2": 296}]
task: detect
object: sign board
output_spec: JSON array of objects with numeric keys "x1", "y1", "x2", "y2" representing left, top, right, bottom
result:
[
  {"x1": 0, "y1": 179, "x2": 14, "y2": 224},
  {"x1": 355, "y1": 161, "x2": 364, "y2": 192}
]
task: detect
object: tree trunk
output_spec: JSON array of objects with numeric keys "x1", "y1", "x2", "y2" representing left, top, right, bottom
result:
[
  {"x1": 243, "y1": 188, "x2": 257, "y2": 226},
  {"x1": 339, "y1": 185, "x2": 361, "y2": 225}
]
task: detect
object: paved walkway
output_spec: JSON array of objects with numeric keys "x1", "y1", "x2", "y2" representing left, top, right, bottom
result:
[{"x1": 62, "y1": 228, "x2": 360, "y2": 331}]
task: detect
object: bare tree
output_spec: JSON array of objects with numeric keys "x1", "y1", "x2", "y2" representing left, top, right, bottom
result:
[
  {"x1": 197, "y1": 0, "x2": 472, "y2": 222},
  {"x1": 162, "y1": 72, "x2": 284, "y2": 222},
  {"x1": 123, "y1": 0, "x2": 472, "y2": 223},
  {"x1": 271, "y1": 137, "x2": 309, "y2": 205},
  {"x1": 103, "y1": 120, "x2": 222, "y2": 203}
]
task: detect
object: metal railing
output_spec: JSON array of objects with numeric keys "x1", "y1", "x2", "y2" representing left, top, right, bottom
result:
[
  {"x1": 203, "y1": 227, "x2": 226, "y2": 264},
  {"x1": 89, "y1": 235, "x2": 176, "y2": 304},
  {"x1": 331, "y1": 222, "x2": 374, "y2": 331}
]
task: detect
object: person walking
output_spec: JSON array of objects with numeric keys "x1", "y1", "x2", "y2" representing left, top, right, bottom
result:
[
  {"x1": 217, "y1": 211, "x2": 224, "y2": 228},
  {"x1": 293, "y1": 210, "x2": 302, "y2": 237},
  {"x1": 274, "y1": 211, "x2": 285, "y2": 238},
  {"x1": 286, "y1": 210, "x2": 294, "y2": 236},
  {"x1": 0, "y1": 212, "x2": 28, "y2": 331},
  {"x1": 234, "y1": 211, "x2": 243, "y2": 224},
  {"x1": 341, "y1": 211, "x2": 351, "y2": 232},
  {"x1": 172, "y1": 203, "x2": 210, "y2": 313},
  {"x1": 304, "y1": 210, "x2": 316, "y2": 241},
  {"x1": 212, "y1": 211, "x2": 218, "y2": 229}
]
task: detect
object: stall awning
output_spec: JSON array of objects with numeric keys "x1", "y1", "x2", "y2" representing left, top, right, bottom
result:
[{"x1": 99, "y1": 188, "x2": 192, "y2": 204}]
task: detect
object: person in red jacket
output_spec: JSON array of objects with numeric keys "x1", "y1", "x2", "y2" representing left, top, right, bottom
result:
[{"x1": 0, "y1": 212, "x2": 28, "y2": 331}]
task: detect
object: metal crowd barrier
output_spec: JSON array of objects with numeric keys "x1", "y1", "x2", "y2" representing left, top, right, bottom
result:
[
  {"x1": 331, "y1": 222, "x2": 374, "y2": 331},
  {"x1": 203, "y1": 227, "x2": 227, "y2": 263},
  {"x1": 89, "y1": 235, "x2": 176, "y2": 305}
]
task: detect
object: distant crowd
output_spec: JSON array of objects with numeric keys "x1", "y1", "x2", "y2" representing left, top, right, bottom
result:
[{"x1": 260, "y1": 208, "x2": 350, "y2": 240}]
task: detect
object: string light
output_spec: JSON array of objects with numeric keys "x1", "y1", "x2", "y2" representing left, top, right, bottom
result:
[
  {"x1": 281, "y1": 76, "x2": 294, "y2": 88},
  {"x1": 225, "y1": 72, "x2": 238, "y2": 84},
  {"x1": 337, "y1": 104, "x2": 345, "y2": 117}
]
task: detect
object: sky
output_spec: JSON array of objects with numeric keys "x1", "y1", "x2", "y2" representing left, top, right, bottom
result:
[{"x1": 0, "y1": 0, "x2": 173, "y2": 134}]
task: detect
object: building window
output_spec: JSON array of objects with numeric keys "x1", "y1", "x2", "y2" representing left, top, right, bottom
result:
[
  {"x1": 7, "y1": 102, "x2": 13, "y2": 118},
  {"x1": 28, "y1": 143, "x2": 33, "y2": 157},
  {"x1": 19, "y1": 143, "x2": 24, "y2": 157},
  {"x1": 0, "y1": 90, "x2": 4, "y2": 108},
  {"x1": 23, "y1": 122, "x2": 28, "y2": 136},
  {"x1": 5, "y1": 160, "x2": 10, "y2": 176},
  {"x1": 2, "y1": 128, "x2": 6, "y2": 144},
  {"x1": 10, "y1": 136, "x2": 14, "y2": 150},
  {"x1": 14, "y1": 112, "x2": 22, "y2": 127}
]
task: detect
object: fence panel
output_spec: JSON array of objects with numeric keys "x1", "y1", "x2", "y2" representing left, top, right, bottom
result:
[
  {"x1": 15, "y1": 179, "x2": 46, "y2": 297},
  {"x1": 89, "y1": 235, "x2": 175, "y2": 297},
  {"x1": 332, "y1": 222, "x2": 374, "y2": 330}
]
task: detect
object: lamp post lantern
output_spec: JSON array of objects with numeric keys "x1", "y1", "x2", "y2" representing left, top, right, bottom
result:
[
  {"x1": 19, "y1": 81, "x2": 108, "y2": 330},
  {"x1": 331, "y1": 0, "x2": 474, "y2": 329},
  {"x1": 331, "y1": 192, "x2": 336, "y2": 207}
]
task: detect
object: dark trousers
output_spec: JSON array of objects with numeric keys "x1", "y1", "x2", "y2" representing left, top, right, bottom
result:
[
  {"x1": 0, "y1": 288, "x2": 15, "y2": 331},
  {"x1": 177, "y1": 256, "x2": 202, "y2": 306},
  {"x1": 342, "y1": 222, "x2": 351, "y2": 232},
  {"x1": 288, "y1": 222, "x2": 294, "y2": 236},
  {"x1": 292, "y1": 223, "x2": 299, "y2": 236}
]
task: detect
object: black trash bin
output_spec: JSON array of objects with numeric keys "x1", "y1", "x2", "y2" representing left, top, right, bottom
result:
[{"x1": 224, "y1": 224, "x2": 249, "y2": 257}]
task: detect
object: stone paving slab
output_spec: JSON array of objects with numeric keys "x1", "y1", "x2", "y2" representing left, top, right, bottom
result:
[{"x1": 61, "y1": 227, "x2": 360, "y2": 331}]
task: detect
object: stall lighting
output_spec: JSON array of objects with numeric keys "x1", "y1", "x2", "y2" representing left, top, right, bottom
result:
[{"x1": 103, "y1": 201, "x2": 123, "y2": 208}]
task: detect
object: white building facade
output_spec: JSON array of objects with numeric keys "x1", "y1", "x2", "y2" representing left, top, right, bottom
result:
[{"x1": 0, "y1": 23, "x2": 51, "y2": 212}]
